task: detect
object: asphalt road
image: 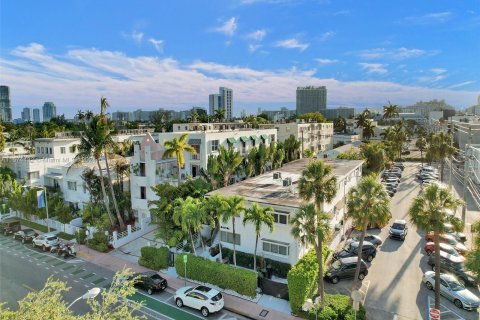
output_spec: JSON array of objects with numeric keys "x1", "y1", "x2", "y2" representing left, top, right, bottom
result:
[
  {"x1": 0, "y1": 234, "x2": 250, "y2": 320},
  {"x1": 326, "y1": 162, "x2": 479, "y2": 320}
]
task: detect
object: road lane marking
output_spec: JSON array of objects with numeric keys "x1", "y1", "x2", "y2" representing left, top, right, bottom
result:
[{"x1": 22, "y1": 284, "x2": 37, "y2": 292}]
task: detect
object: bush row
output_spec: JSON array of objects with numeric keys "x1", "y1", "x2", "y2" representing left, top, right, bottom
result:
[
  {"x1": 303, "y1": 294, "x2": 366, "y2": 320},
  {"x1": 221, "y1": 247, "x2": 291, "y2": 278},
  {"x1": 175, "y1": 253, "x2": 257, "y2": 297},
  {"x1": 86, "y1": 231, "x2": 109, "y2": 252},
  {"x1": 138, "y1": 246, "x2": 170, "y2": 270}
]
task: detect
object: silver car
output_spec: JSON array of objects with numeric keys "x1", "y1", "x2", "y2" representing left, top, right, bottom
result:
[{"x1": 422, "y1": 271, "x2": 480, "y2": 311}]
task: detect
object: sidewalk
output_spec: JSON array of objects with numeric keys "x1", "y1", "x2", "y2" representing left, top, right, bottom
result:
[{"x1": 76, "y1": 244, "x2": 300, "y2": 320}]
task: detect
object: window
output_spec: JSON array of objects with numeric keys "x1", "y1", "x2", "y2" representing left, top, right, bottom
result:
[
  {"x1": 270, "y1": 134, "x2": 276, "y2": 142},
  {"x1": 69, "y1": 145, "x2": 76, "y2": 153},
  {"x1": 41, "y1": 147, "x2": 44, "y2": 153},
  {"x1": 67, "y1": 181, "x2": 77, "y2": 191},
  {"x1": 36, "y1": 147, "x2": 40, "y2": 153},
  {"x1": 60, "y1": 147, "x2": 66, "y2": 154},
  {"x1": 28, "y1": 171, "x2": 40, "y2": 180},
  {"x1": 211, "y1": 140, "x2": 219, "y2": 152},
  {"x1": 140, "y1": 186, "x2": 147, "y2": 199},
  {"x1": 221, "y1": 231, "x2": 240, "y2": 245},
  {"x1": 262, "y1": 240, "x2": 289, "y2": 256},
  {"x1": 273, "y1": 211, "x2": 289, "y2": 225},
  {"x1": 49, "y1": 148, "x2": 53, "y2": 154}
]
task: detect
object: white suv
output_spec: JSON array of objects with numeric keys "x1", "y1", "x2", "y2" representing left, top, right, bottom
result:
[
  {"x1": 175, "y1": 285, "x2": 224, "y2": 317},
  {"x1": 32, "y1": 234, "x2": 59, "y2": 251}
]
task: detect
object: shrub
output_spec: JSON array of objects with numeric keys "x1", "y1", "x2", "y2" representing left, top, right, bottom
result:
[
  {"x1": 303, "y1": 294, "x2": 366, "y2": 320},
  {"x1": 287, "y1": 247, "x2": 331, "y2": 315},
  {"x1": 221, "y1": 247, "x2": 291, "y2": 278},
  {"x1": 138, "y1": 246, "x2": 170, "y2": 270},
  {"x1": 175, "y1": 253, "x2": 257, "y2": 297},
  {"x1": 87, "y1": 231, "x2": 109, "y2": 253},
  {"x1": 56, "y1": 232, "x2": 76, "y2": 241},
  {"x1": 75, "y1": 227, "x2": 87, "y2": 244}
]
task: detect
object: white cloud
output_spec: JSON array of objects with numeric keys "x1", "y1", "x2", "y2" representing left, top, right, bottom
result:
[
  {"x1": 430, "y1": 68, "x2": 446, "y2": 74},
  {"x1": 275, "y1": 38, "x2": 309, "y2": 51},
  {"x1": 316, "y1": 58, "x2": 339, "y2": 65},
  {"x1": 417, "y1": 75, "x2": 446, "y2": 83},
  {"x1": 1, "y1": 43, "x2": 477, "y2": 115},
  {"x1": 404, "y1": 12, "x2": 453, "y2": 24},
  {"x1": 357, "y1": 47, "x2": 429, "y2": 60},
  {"x1": 130, "y1": 31, "x2": 144, "y2": 43},
  {"x1": 246, "y1": 29, "x2": 267, "y2": 41},
  {"x1": 448, "y1": 81, "x2": 475, "y2": 89},
  {"x1": 148, "y1": 38, "x2": 164, "y2": 53},
  {"x1": 318, "y1": 31, "x2": 335, "y2": 42},
  {"x1": 248, "y1": 44, "x2": 262, "y2": 53},
  {"x1": 212, "y1": 17, "x2": 237, "y2": 36},
  {"x1": 359, "y1": 63, "x2": 388, "y2": 74}
]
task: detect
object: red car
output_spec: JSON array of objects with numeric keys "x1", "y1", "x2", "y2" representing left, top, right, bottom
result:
[
  {"x1": 425, "y1": 233, "x2": 468, "y2": 255},
  {"x1": 423, "y1": 242, "x2": 465, "y2": 261}
]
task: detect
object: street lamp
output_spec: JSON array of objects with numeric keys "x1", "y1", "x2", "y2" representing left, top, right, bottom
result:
[
  {"x1": 23, "y1": 185, "x2": 50, "y2": 233},
  {"x1": 302, "y1": 297, "x2": 321, "y2": 320},
  {"x1": 67, "y1": 287, "x2": 101, "y2": 309}
]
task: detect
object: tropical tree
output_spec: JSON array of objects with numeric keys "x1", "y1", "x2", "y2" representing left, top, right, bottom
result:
[
  {"x1": 383, "y1": 102, "x2": 399, "y2": 120},
  {"x1": 173, "y1": 197, "x2": 207, "y2": 255},
  {"x1": 346, "y1": 175, "x2": 391, "y2": 292},
  {"x1": 214, "y1": 108, "x2": 226, "y2": 122},
  {"x1": 242, "y1": 203, "x2": 275, "y2": 271},
  {"x1": 303, "y1": 148, "x2": 315, "y2": 158},
  {"x1": 360, "y1": 142, "x2": 386, "y2": 174},
  {"x1": 355, "y1": 110, "x2": 370, "y2": 128},
  {"x1": 291, "y1": 203, "x2": 331, "y2": 307},
  {"x1": 76, "y1": 110, "x2": 85, "y2": 122},
  {"x1": 416, "y1": 137, "x2": 427, "y2": 165},
  {"x1": 333, "y1": 116, "x2": 347, "y2": 133},
  {"x1": 218, "y1": 195, "x2": 246, "y2": 266},
  {"x1": 188, "y1": 111, "x2": 199, "y2": 122},
  {"x1": 163, "y1": 133, "x2": 196, "y2": 185},
  {"x1": 428, "y1": 133, "x2": 455, "y2": 181},
  {"x1": 0, "y1": 123, "x2": 6, "y2": 152},
  {"x1": 408, "y1": 184, "x2": 463, "y2": 310},
  {"x1": 361, "y1": 121, "x2": 375, "y2": 141},
  {"x1": 380, "y1": 127, "x2": 394, "y2": 141},
  {"x1": 85, "y1": 110, "x2": 94, "y2": 121},
  {"x1": 217, "y1": 145, "x2": 243, "y2": 187},
  {"x1": 272, "y1": 142, "x2": 285, "y2": 169},
  {"x1": 200, "y1": 155, "x2": 221, "y2": 190},
  {"x1": 284, "y1": 135, "x2": 301, "y2": 162},
  {"x1": 466, "y1": 220, "x2": 480, "y2": 282},
  {"x1": 297, "y1": 112, "x2": 326, "y2": 123}
]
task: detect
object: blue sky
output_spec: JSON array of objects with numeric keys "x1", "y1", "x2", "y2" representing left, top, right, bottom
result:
[{"x1": 1, "y1": 0, "x2": 479, "y2": 117}]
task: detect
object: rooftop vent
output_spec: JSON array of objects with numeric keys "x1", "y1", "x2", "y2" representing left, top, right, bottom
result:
[
  {"x1": 283, "y1": 177, "x2": 292, "y2": 187},
  {"x1": 273, "y1": 172, "x2": 282, "y2": 180}
]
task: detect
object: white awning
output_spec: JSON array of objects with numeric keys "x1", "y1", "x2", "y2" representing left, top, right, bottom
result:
[{"x1": 44, "y1": 173, "x2": 63, "y2": 179}]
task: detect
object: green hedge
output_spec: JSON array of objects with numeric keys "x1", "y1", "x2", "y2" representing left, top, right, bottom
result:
[
  {"x1": 221, "y1": 247, "x2": 291, "y2": 278},
  {"x1": 87, "y1": 231, "x2": 109, "y2": 252},
  {"x1": 175, "y1": 253, "x2": 257, "y2": 297},
  {"x1": 56, "y1": 232, "x2": 76, "y2": 240},
  {"x1": 303, "y1": 294, "x2": 366, "y2": 320},
  {"x1": 138, "y1": 246, "x2": 170, "y2": 270},
  {"x1": 287, "y1": 247, "x2": 331, "y2": 315}
]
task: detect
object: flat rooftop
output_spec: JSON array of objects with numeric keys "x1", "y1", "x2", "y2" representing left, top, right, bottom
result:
[{"x1": 208, "y1": 158, "x2": 363, "y2": 208}]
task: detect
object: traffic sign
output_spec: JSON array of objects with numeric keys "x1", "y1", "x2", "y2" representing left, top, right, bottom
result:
[{"x1": 429, "y1": 308, "x2": 440, "y2": 320}]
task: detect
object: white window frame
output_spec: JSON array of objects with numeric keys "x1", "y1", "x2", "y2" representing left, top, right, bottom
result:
[
  {"x1": 220, "y1": 231, "x2": 240, "y2": 245},
  {"x1": 60, "y1": 147, "x2": 66, "y2": 154},
  {"x1": 67, "y1": 181, "x2": 77, "y2": 191},
  {"x1": 262, "y1": 239, "x2": 290, "y2": 256},
  {"x1": 273, "y1": 211, "x2": 289, "y2": 225},
  {"x1": 211, "y1": 140, "x2": 219, "y2": 152}
]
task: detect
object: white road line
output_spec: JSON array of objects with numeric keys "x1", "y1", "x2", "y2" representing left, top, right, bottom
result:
[
  {"x1": 163, "y1": 295, "x2": 174, "y2": 302},
  {"x1": 73, "y1": 280, "x2": 79, "y2": 283},
  {"x1": 392, "y1": 314, "x2": 398, "y2": 320},
  {"x1": 45, "y1": 267, "x2": 49, "y2": 270},
  {"x1": 63, "y1": 275, "x2": 68, "y2": 278},
  {"x1": 135, "y1": 291, "x2": 204, "y2": 319},
  {"x1": 136, "y1": 307, "x2": 175, "y2": 320}
]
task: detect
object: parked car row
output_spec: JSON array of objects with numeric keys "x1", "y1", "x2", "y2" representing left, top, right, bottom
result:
[{"x1": 382, "y1": 163, "x2": 404, "y2": 197}]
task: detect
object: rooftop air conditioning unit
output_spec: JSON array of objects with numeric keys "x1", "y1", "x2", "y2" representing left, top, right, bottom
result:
[
  {"x1": 283, "y1": 177, "x2": 292, "y2": 187},
  {"x1": 273, "y1": 172, "x2": 282, "y2": 180}
]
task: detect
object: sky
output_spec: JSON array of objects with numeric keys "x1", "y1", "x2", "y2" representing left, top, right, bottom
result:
[{"x1": 1, "y1": 0, "x2": 479, "y2": 118}]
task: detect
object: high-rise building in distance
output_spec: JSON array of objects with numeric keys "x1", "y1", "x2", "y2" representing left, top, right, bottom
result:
[
  {"x1": 21, "y1": 107, "x2": 32, "y2": 122},
  {"x1": 296, "y1": 86, "x2": 327, "y2": 115},
  {"x1": 209, "y1": 87, "x2": 233, "y2": 120},
  {"x1": 0, "y1": 85, "x2": 12, "y2": 122},
  {"x1": 32, "y1": 108, "x2": 41, "y2": 123},
  {"x1": 42, "y1": 102, "x2": 56, "y2": 122}
]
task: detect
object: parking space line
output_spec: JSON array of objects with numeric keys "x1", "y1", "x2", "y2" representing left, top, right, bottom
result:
[
  {"x1": 53, "y1": 261, "x2": 66, "y2": 266},
  {"x1": 62, "y1": 265, "x2": 74, "y2": 271},
  {"x1": 92, "y1": 277, "x2": 106, "y2": 285},
  {"x1": 81, "y1": 273, "x2": 95, "y2": 280},
  {"x1": 71, "y1": 268, "x2": 85, "y2": 275}
]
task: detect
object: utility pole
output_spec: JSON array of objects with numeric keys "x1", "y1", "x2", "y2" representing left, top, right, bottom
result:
[
  {"x1": 300, "y1": 128, "x2": 304, "y2": 158},
  {"x1": 461, "y1": 127, "x2": 472, "y2": 225},
  {"x1": 448, "y1": 117, "x2": 453, "y2": 190}
]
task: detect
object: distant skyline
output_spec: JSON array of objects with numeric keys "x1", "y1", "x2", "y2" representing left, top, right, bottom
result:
[{"x1": 1, "y1": 0, "x2": 479, "y2": 118}]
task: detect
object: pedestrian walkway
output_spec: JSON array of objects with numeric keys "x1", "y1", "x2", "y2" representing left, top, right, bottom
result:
[{"x1": 75, "y1": 244, "x2": 300, "y2": 320}]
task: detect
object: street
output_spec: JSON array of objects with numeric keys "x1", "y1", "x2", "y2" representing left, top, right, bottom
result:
[{"x1": 0, "y1": 234, "x2": 250, "y2": 320}]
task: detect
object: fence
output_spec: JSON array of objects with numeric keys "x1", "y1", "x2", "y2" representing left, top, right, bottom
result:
[
  {"x1": 11, "y1": 210, "x2": 81, "y2": 235},
  {"x1": 108, "y1": 216, "x2": 156, "y2": 248}
]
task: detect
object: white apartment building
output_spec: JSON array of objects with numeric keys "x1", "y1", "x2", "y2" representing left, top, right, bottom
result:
[
  {"x1": 266, "y1": 120, "x2": 334, "y2": 154},
  {"x1": 333, "y1": 133, "x2": 361, "y2": 145},
  {"x1": 207, "y1": 158, "x2": 364, "y2": 265},
  {"x1": 130, "y1": 125, "x2": 277, "y2": 221},
  {"x1": 453, "y1": 120, "x2": 480, "y2": 149},
  {"x1": 468, "y1": 145, "x2": 480, "y2": 185}
]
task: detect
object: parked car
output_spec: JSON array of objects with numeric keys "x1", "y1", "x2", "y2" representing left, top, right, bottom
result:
[
  {"x1": 324, "y1": 257, "x2": 369, "y2": 284},
  {"x1": 425, "y1": 233, "x2": 468, "y2": 255},
  {"x1": 417, "y1": 173, "x2": 439, "y2": 181},
  {"x1": 0, "y1": 219, "x2": 21, "y2": 235},
  {"x1": 427, "y1": 251, "x2": 477, "y2": 287},
  {"x1": 13, "y1": 229, "x2": 38, "y2": 243},
  {"x1": 32, "y1": 233, "x2": 59, "y2": 251},
  {"x1": 175, "y1": 285, "x2": 224, "y2": 317},
  {"x1": 129, "y1": 271, "x2": 167, "y2": 295},
  {"x1": 333, "y1": 241, "x2": 377, "y2": 262},
  {"x1": 384, "y1": 171, "x2": 402, "y2": 178},
  {"x1": 389, "y1": 220, "x2": 408, "y2": 240},
  {"x1": 443, "y1": 223, "x2": 467, "y2": 242},
  {"x1": 384, "y1": 184, "x2": 398, "y2": 192},
  {"x1": 423, "y1": 242, "x2": 465, "y2": 261},
  {"x1": 385, "y1": 177, "x2": 400, "y2": 184},
  {"x1": 394, "y1": 163, "x2": 405, "y2": 170},
  {"x1": 385, "y1": 189, "x2": 395, "y2": 197},
  {"x1": 422, "y1": 271, "x2": 479, "y2": 311},
  {"x1": 348, "y1": 234, "x2": 383, "y2": 247}
]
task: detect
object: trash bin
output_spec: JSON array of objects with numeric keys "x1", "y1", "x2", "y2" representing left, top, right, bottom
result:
[{"x1": 266, "y1": 264, "x2": 273, "y2": 279}]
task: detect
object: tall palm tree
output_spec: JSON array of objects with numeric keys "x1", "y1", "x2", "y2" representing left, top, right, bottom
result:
[
  {"x1": 416, "y1": 137, "x2": 427, "y2": 165},
  {"x1": 355, "y1": 110, "x2": 370, "y2": 128},
  {"x1": 85, "y1": 110, "x2": 94, "y2": 121},
  {"x1": 346, "y1": 175, "x2": 391, "y2": 292},
  {"x1": 284, "y1": 135, "x2": 300, "y2": 162},
  {"x1": 242, "y1": 203, "x2": 275, "y2": 271},
  {"x1": 272, "y1": 142, "x2": 285, "y2": 169},
  {"x1": 200, "y1": 155, "x2": 221, "y2": 190},
  {"x1": 219, "y1": 195, "x2": 246, "y2": 266},
  {"x1": 188, "y1": 111, "x2": 199, "y2": 123},
  {"x1": 334, "y1": 116, "x2": 347, "y2": 133},
  {"x1": 408, "y1": 184, "x2": 463, "y2": 310},
  {"x1": 291, "y1": 203, "x2": 331, "y2": 307},
  {"x1": 173, "y1": 197, "x2": 206, "y2": 255},
  {"x1": 361, "y1": 121, "x2": 375, "y2": 141},
  {"x1": 383, "y1": 102, "x2": 399, "y2": 120},
  {"x1": 76, "y1": 110, "x2": 85, "y2": 123},
  {"x1": 163, "y1": 133, "x2": 196, "y2": 185},
  {"x1": 428, "y1": 133, "x2": 455, "y2": 181},
  {"x1": 380, "y1": 127, "x2": 394, "y2": 141},
  {"x1": 217, "y1": 145, "x2": 243, "y2": 187},
  {"x1": 99, "y1": 97, "x2": 125, "y2": 230},
  {"x1": 214, "y1": 108, "x2": 226, "y2": 122}
]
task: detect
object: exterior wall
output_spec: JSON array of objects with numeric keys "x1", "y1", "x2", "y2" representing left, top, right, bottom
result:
[
  {"x1": 296, "y1": 86, "x2": 327, "y2": 115},
  {"x1": 275, "y1": 122, "x2": 333, "y2": 154},
  {"x1": 468, "y1": 145, "x2": 480, "y2": 185},
  {"x1": 333, "y1": 134, "x2": 360, "y2": 144}
]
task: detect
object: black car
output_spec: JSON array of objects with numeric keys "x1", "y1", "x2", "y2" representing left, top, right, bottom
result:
[
  {"x1": 333, "y1": 241, "x2": 377, "y2": 262},
  {"x1": 428, "y1": 251, "x2": 478, "y2": 287},
  {"x1": 130, "y1": 271, "x2": 168, "y2": 295},
  {"x1": 0, "y1": 219, "x2": 21, "y2": 235},
  {"x1": 13, "y1": 229, "x2": 38, "y2": 243},
  {"x1": 325, "y1": 257, "x2": 369, "y2": 284},
  {"x1": 348, "y1": 234, "x2": 383, "y2": 247}
]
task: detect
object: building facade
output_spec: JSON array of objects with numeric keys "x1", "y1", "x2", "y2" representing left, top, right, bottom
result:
[
  {"x1": 32, "y1": 108, "x2": 41, "y2": 123},
  {"x1": 207, "y1": 158, "x2": 364, "y2": 265},
  {"x1": 209, "y1": 94, "x2": 221, "y2": 115},
  {"x1": 322, "y1": 107, "x2": 355, "y2": 120},
  {"x1": 296, "y1": 86, "x2": 327, "y2": 115},
  {"x1": 259, "y1": 107, "x2": 297, "y2": 122},
  {"x1": 0, "y1": 85, "x2": 12, "y2": 122},
  {"x1": 42, "y1": 102, "x2": 57, "y2": 122},
  {"x1": 209, "y1": 87, "x2": 233, "y2": 120},
  {"x1": 21, "y1": 107, "x2": 32, "y2": 122}
]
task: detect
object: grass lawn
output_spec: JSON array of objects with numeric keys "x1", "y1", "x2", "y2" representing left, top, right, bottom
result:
[
  {"x1": 19, "y1": 218, "x2": 56, "y2": 233},
  {"x1": 56, "y1": 232, "x2": 76, "y2": 240}
]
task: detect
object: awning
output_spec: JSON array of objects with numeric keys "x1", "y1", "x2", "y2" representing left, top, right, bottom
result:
[
  {"x1": 44, "y1": 173, "x2": 63, "y2": 179},
  {"x1": 260, "y1": 134, "x2": 268, "y2": 140},
  {"x1": 226, "y1": 138, "x2": 237, "y2": 144},
  {"x1": 261, "y1": 238, "x2": 290, "y2": 246},
  {"x1": 188, "y1": 139, "x2": 201, "y2": 145},
  {"x1": 250, "y1": 135, "x2": 258, "y2": 141},
  {"x1": 240, "y1": 136, "x2": 249, "y2": 142}
]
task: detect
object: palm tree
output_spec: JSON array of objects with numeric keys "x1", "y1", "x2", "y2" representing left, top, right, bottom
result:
[
  {"x1": 219, "y1": 195, "x2": 246, "y2": 266},
  {"x1": 361, "y1": 121, "x2": 375, "y2": 141},
  {"x1": 346, "y1": 175, "x2": 391, "y2": 292},
  {"x1": 163, "y1": 133, "x2": 196, "y2": 185},
  {"x1": 173, "y1": 197, "x2": 206, "y2": 255},
  {"x1": 284, "y1": 135, "x2": 300, "y2": 162},
  {"x1": 383, "y1": 102, "x2": 399, "y2": 120},
  {"x1": 200, "y1": 155, "x2": 221, "y2": 190},
  {"x1": 334, "y1": 116, "x2": 347, "y2": 133},
  {"x1": 99, "y1": 97, "x2": 125, "y2": 230},
  {"x1": 416, "y1": 137, "x2": 427, "y2": 165},
  {"x1": 214, "y1": 108, "x2": 226, "y2": 122},
  {"x1": 217, "y1": 145, "x2": 243, "y2": 187},
  {"x1": 428, "y1": 133, "x2": 455, "y2": 181},
  {"x1": 380, "y1": 127, "x2": 394, "y2": 141},
  {"x1": 408, "y1": 184, "x2": 463, "y2": 310},
  {"x1": 76, "y1": 110, "x2": 85, "y2": 123},
  {"x1": 272, "y1": 142, "x2": 285, "y2": 169},
  {"x1": 85, "y1": 110, "x2": 94, "y2": 121},
  {"x1": 242, "y1": 203, "x2": 275, "y2": 271},
  {"x1": 188, "y1": 111, "x2": 199, "y2": 123},
  {"x1": 291, "y1": 203, "x2": 331, "y2": 307},
  {"x1": 355, "y1": 110, "x2": 370, "y2": 128}
]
